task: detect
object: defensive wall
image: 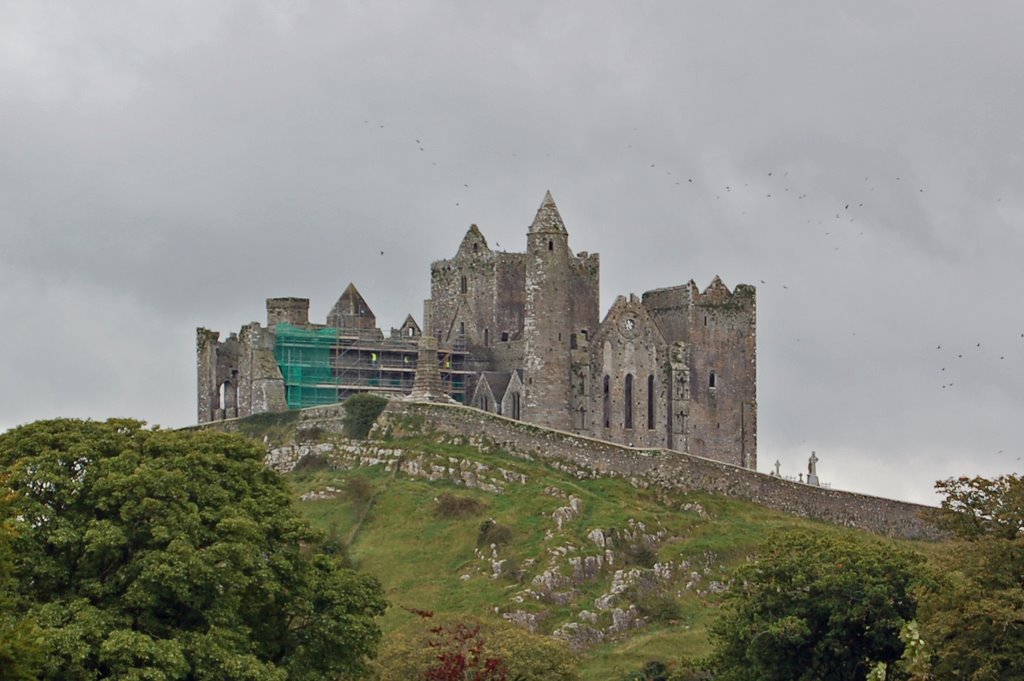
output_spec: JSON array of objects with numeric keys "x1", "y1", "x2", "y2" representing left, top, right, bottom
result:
[
  {"x1": 377, "y1": 401, "x2": 942, "y2": 541},
  {"x1": 198, "y1": 398, "x2": 941, "y2": 541}
]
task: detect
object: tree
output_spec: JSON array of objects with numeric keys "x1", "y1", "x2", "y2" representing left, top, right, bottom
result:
[
  {"x1": 917, "y1": 475, "x2": 1024, "y2": 680},
  {"x1": 0, "y1": 469, "x2": 42, "y2": 680},
  {"x1": 706, "y1": 529, "x2": 922, "y2": 681},
  {"x1": 343, "y1": 394, "x2": 389, "y2": 439},
  {"x1": 375, "y1": 612, "x2": 580, "y2": 681},
  {"x1": 0, "y1": 418, "x2": 387, "y2": 680}
]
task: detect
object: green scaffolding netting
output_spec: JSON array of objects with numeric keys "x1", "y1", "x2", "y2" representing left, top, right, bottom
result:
[
  {"x1": 273, "y1": 323, "x2": 345, "y2": 409},
  {"x1": 273, "y1": 323, "x2": 466, "y2": 409}
]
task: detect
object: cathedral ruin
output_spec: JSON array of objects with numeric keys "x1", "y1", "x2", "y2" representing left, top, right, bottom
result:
[{"x1": 197, "y1": 192, "x2": 757, "y2": 468}]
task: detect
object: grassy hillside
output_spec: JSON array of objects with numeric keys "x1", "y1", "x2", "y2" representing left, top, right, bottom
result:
[
  {"x1": 209, "y1": 405, "x2": 942, "y2": 675},
  {"x1": 224, "y1": 409, "x2": 937, "y2": 679}
]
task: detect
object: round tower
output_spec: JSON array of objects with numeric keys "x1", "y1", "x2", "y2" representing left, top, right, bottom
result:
[{"x1": 522, "y1": 191, "x2": 575, "y2": 430}]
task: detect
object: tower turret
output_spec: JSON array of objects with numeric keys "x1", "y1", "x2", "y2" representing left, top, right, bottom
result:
[{"x1": 522, "y1": 191, "x2": 598, "y2": 430}]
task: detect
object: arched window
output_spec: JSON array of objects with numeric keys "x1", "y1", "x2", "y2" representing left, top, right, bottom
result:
[
  {"x1": 459, "y1": 322, "x2": 465, "y2": 337},
  {"x1": 512, "y1": 392, "x2": 520, "y2": 420},
  {"x1": 709, "y1": 370, "x2": 716, "y2": 389},
  {"x1": 603, "y1": 375, "x2": 610, "y2": 428},
  {"x1": 624, "y1": 374, "x2": 634, "y2": 429},
  {"x1": 484, "y1": 328, "x2": 489, "y2": 347},
  {"x1": 647, "y1": 374, "x2": 655, "y2": 430},
  {"x1": 460, "y1": 276, "x2": 467, "y2": 294}
]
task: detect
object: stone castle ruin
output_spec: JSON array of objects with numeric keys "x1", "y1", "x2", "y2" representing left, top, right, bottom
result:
[{"x1": 198, "y1": 192, "x2": 757, "y2": 469}]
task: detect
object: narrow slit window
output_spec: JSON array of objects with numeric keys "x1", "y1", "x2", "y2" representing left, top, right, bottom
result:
[
  {"x1": 548, "y1": 240, "x2": 553, "y2": 251},
  {"x1": 647, "y1": 374, "x2": 655, "y2": 430},
  {"x1": 709, "y1": 370, "x2": 716, "y2": 388},
  {"x1": 624, "y1": 374, "x2": 634, "y2": 430},
  {"x1": 603, "y1": 375, "x2": 610, "y2": 428},
  {"x1": 460, "y1": 276, "x2": 467, "y2": 294}
]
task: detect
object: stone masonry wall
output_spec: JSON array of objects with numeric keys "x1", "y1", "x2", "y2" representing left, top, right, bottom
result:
[{"x1": 378, "y1": 401, "x2": 941, "y2": 540}]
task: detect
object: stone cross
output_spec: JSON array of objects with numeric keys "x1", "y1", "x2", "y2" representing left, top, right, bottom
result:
[
  {"x1": 773, "y1": 460, "x2": 781, "y2": 477},
  {"x1": 807, "y1": 451, "x2": 820, "y2": 487}
]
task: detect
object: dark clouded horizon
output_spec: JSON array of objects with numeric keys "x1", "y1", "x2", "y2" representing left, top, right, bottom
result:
[{"x1": 3, "y1": 1, "x2": 1022, "y2": 505}]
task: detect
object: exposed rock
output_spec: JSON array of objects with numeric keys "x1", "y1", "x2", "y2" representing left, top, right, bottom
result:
[
  {"x1": 553, "y1": 622, "x2": 605, "y2": 651},
  {"x1": 568, "y1": 555, "x2": 604, "y2": 584},
  {"x1": 587, "y1": 528, "x2": 608, "y2": 548},
  {"x1": 609, "y1": 605, "x2": 645, "y2": 634},
  {"x1": 503, "y1": 610, "x2": 544, "y2": 633},
  {"x1": 552, "y1": 495, "x2": 583, "y2": 530},
  {"x1": 531, "y1": 569, "x2": 572, "y2": 592},
  {"x1": 578, "y1": 610, "x2": 599, "y2": 624},
  {"x1": 491, "y1": 559, "x2": 511, "y2": 579},
  {"x1": 298, "y1": 485, "x2": 341, "y2": 502}
]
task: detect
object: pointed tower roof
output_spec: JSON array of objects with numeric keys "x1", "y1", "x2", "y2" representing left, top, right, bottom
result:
[{"x1": 529, "y1": 190, "x2": 568, "y2": 234}]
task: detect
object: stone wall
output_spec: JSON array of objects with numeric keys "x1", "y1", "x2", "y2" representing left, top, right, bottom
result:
[
  {"x1": 642, "y1": 279, "x2": 756, "y2": 467},
  {"x1": 378, "y1": 401, "x2": 941, "y2": 540},
  {"x1": 426, "y1": 224, "x2": 528, "y2": 352}
]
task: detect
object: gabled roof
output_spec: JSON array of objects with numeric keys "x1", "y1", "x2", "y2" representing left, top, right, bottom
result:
[
  {"x1": 456, "y1": 224, "x2": 491, "y2": 257},
  {"x1": 333, "y1": 283, "x2": 373, "y2": 317},
  {"x1": 326, "y1": 283, "x2": 376, "y2": 329},
  {"x1": 479, "y1": 371, "x2": 514, "y2": 401}
]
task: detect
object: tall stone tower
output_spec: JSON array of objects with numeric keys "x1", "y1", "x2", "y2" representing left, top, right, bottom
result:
[{"x1": 522, "y1": 191, "x2": 599, "y2": 430}]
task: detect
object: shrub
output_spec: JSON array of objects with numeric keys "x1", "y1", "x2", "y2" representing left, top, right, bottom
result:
[
  {"x1": 477, "y1": 519, "x2": 513, "y2": 548},
  {"x1": 623, "y1": 543, "x2": 658, "y2": 568},
  {"x1": 636, "y1": 595, "x2": 683, "y2": 623},
  {"x1": 343, "y1": 394, "x2": 389, "y2": 439},
  {"x1": 292, "y1": 452, "x2": 330, "y2": 473},
  {"x1": 435, "y1": 493, "x2": 488, "y2": 519},
  {"x1": 296, "y1": 425, "x2": 324, "y2": 442},
  {"x1": 345, "y1": 475, "x2": 375, "y2": 505}
]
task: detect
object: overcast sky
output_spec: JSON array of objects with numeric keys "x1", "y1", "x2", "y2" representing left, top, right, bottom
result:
[{"x1": 2, "y1": 1, "x2": 1022, "y2": 505}]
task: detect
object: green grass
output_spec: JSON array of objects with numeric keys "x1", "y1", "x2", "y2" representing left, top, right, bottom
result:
[{"x1": 218, "y1": 409, "x2": 943, "y2": 680}]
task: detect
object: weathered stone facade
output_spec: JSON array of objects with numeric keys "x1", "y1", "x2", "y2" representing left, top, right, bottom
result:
[
  {"x1": 433, "y1": 192, "x2": 755, "y2": 468},
  {"x1": 198, "y1": 191, "x2": 756, "y2": 469}
]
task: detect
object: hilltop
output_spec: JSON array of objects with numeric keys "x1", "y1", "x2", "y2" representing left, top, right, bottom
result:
[{"x1": 201, "y1": 400, "x2": 943, "y2": 678}]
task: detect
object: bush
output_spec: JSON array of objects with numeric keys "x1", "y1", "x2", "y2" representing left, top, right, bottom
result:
[
  {"x1": 375, "y1": 615, "x2": 580, "y2": 681},
  {"x1": 345, "y1": 475, "x2": 375, "y2": 506},
  {"x1": 623, "y1": 543, "x2": 658, "y2": 568},
  {"x1": 636, "y1": 595, "x2": 683, "y2": 623},
  {"x1": 477, "y1": 519, "x2": 513, "y2": 548},
  {"x1": 292, "y1": 452, "x2": 330, "y2": 473},
  {"x1": 621, "y1": 660, "x2": 669, "y2": 681},
  {"x1": 296, "y1": 425, "x2": 324, "y2": 442},
  {"x1": 343, "y1": 394, "x2": 389, "y2": 439},
  {"x1": 435, "y1": 493, "x2": 488, "y2": 519}
]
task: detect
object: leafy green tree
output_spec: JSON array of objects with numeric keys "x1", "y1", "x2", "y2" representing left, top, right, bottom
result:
[
  {"x1": 706, "y1": 529, "x2": 922, "y2": 681},
  {"x1": 0, "y1": 418, "x2": 387, "y2": 681},
  {"x1": 0, "y1": 469, "x2": 42, "y2": 680},
  {"x1": 917, "y1": 475, "x2": 1024, "y2": 680},
  {"x1": 343, "y1": 394, "x2": 389, "y2": 439}
]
